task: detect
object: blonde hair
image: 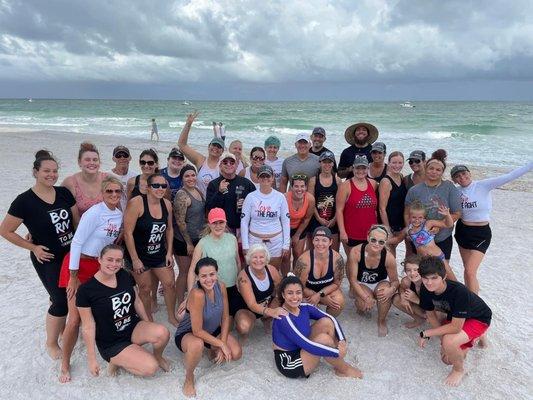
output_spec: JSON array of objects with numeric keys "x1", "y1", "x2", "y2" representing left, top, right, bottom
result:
[{"x1": 101, "y1": 176, "x2": 123, "y2": 191}]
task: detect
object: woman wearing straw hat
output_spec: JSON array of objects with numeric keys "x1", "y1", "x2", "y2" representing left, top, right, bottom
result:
[{"x1": 338, "y1": 122, "x2": 379, "y2": 180}]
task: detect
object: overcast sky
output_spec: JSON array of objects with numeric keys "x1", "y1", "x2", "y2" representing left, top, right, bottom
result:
[{"x1": 1, "y1": 0, "x2": 532, "y2": 100}]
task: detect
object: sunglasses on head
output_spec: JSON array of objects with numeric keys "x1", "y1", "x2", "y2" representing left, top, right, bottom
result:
[
  {"x1": 221, "y1": 159, "x2": 235, "y2": 165},
  {"x1": 252, "y1": 156, "x2": 265, "y2": 161},
  {"x1": 408, "y1": 159, "x2": 421, "y2": 165},
  {"x1": 114, "y1": 152, "x2": 129, "y2": 159},
  {"x1": 140, "y1": 160, "x2": 155, "y2": 166},
  {"x1": 150, "y1": 183, "x2": 168, "y2": 189},
  {"x1": 104, "y1": 189, "x2": 122, "y2": 194},
  {"x1": 291, "y1": 173, "x2": 308, "y2": 180},
  {"x1": 369, "y1": 237, "x2": 386, "y2": 246}
]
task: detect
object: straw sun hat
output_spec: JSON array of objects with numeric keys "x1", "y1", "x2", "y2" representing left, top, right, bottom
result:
[{"x1": 344, "y1": 122, "x2": 379, "y2": 145}]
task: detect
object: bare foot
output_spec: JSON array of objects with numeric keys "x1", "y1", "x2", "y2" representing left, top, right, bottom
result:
[
  {"x1": 108, "y1": 363, "x2": 119, "y2": 377},
  {"x1": 335, "y1": 365, "x2": 363, "y2": 379},
  {"x1": 156, "y1": 356, "x2": 170, "y2": 372},
  {"x1": 58, "y1": 367, "x2": 71, "y2": 383},
  {"x1": 183, "y1": 377, "x2": 196, "y2": 397},
  {"x1": 378, "y1": 322, "x2": 388, "y2": 337},
  {"x1": 478, "y1": 334, "x2": 489, "y2": 348},
  {"x1": 404, "y1": 317, "x2": 424, "y2": 329},
  {"x1": 46, "y1": 344, "x2": 62, "y2": 360},
  {"x1": 444, "y1": 368, "x2": 464, "y2": 386}
]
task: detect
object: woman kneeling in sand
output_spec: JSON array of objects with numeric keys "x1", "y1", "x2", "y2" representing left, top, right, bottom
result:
[
  {"x1": 272, "y1": 274, "x2": 362, "y2": 379},
  {"x1": 76, "y1": 244, "x2": 170, "y2": 378},
  {"x1": 175, "y1": 257, "x2": 242, "y2": 397}
]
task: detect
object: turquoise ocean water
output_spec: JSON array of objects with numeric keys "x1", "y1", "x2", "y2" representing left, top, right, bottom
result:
[{"x1": 0, "y1": 99, "x2": 531, "y2": 168}]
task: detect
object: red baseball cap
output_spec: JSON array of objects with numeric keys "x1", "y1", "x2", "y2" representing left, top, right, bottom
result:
[{"x1": 208, "y1": 208, "x2": 227, "y2": 224}]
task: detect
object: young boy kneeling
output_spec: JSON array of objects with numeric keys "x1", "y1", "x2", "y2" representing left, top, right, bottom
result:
[{"x1": 417, "y1": 256, "x2": 491, "y2": 386}]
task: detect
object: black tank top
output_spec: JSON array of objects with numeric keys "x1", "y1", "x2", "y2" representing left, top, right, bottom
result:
[
  {"x1": 356, "y1": 244, "x2": 388, "y2": 284},
  {"x1": 383, "y1": 175, "x2": 407, "y2": 232},
  {"x1": 404, "y1": 174, "x2": 415, "y2": 190},
  {"x1": 306, "y1": 249, "x2": 335, "y2": 292},
  {"x1": 371, "y1": 164, "x2": 388, "y2": 183},
  {"x1": 133, "y1": 195, "x2": 168, "y2": 267},
  {"x1": 131, "y1": 175, "x2": 142, "y2": 198},
  {"x1": 245, "y1": 266, "x2": 274, "y2": 305},
  {"x1": 410, "y1": 281, "x2": 417, "y2": 293},
  {"x1": 314, "y1": 173, "x2": 338, "y2": 222}
]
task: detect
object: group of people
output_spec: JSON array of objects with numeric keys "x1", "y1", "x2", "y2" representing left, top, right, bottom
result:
[{"x1": 1, "y1": 113, "x2": 531, "y2": 396}]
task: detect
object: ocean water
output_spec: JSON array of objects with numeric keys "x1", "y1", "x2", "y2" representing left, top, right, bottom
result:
[{"x1": 0, "y1": 99, "x2": 532, "y2": 168}]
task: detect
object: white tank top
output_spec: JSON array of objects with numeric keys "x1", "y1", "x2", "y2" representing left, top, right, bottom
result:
[
  {"x1": 244, "y1": 167, "x2": 261, "y2": 190},
  {"x1": 197, "y1": 159, "x2": 220, "y2": 197}
]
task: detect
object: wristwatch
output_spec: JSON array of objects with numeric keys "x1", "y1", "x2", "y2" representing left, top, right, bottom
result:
[
  {"x1": 419, "y1": 331, "x2": 430, "y2": 340},
  {"x1": 319, "y1": 290, "x2": 325, "y2": 298}
]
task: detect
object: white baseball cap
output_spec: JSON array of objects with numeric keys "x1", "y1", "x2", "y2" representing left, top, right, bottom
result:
[{"x1": 294, "y1": 133, "x2": 311, "y2": 144}]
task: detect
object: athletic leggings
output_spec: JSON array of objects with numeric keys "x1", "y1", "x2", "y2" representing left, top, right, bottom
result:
[{"x1": 30, "y1": 253, "x2": 68, "y2": 317}]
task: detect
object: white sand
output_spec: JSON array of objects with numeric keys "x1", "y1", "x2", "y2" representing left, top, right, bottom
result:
[{"x1": 0, "y1": 129, "x2": 531, "y2": 400}]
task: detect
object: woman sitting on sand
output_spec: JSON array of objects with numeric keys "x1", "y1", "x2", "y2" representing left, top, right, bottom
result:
[
  {"x1": 58, "y1": 176, "x2": 123, "y2": 382},
  {"x1": 126, "y1": 149, "x2": 160, "y2": 200},
  {"x1": 346, "y1": 225, "x2": 399, "y2": 337},
  {"x1": 272, "y1": 273, "x2": 363, "y2": 379},
  {"x1": 392, "y1": 254, "x2": 426, "y2": 328},
  {"x1": 175, "y1": 257, "x2": 242, "y2": 397},
  {"x1": 451, "y1": 162, "x2": 533, "y2": 294},
  {"x1": 62, "y1": 142, "x2": 108, "y2": 216},
  {"x1": 233, "y1": 244, "x2": 285, "y2": 341},
  {"x1": 0, "y1": 150, "x2": 79, "y2": 359},
  {"x1": 76, "y1": 244, "x2": 170, "y2": 378}
]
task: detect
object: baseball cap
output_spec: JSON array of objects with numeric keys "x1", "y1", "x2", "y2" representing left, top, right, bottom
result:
[
  {"x1": 168, "y1": 147, "x2": 184, "y2": 159},
  {"x1": 313, "y1": 226, "x2": 332, "y2": 239},
  {"x1": 312, "y1": 127, "x2": 326, "y2": 136},
  {"x1": 371, "y1": 142, "x2": 387, "y2": 153},
  {"x1": 207, "y1": 208, "x2": 227, "y2": 224},
  {"x1": 220, "y1": 152, "x2": 236, "y2": 162},
  {"x1": 294, "y1": 133, "x2": 311, "y2": 144},
  {"x1": 450, "y1": 165, "x2": 470, "y2": 178},
  {"x1": 209, "y1": 137, "x2": 225, "y2": 148},
  {"x1": 408, "y1": 150, "x2": 426, "y2": 161},
  {"x1": 113, "y1": 145, "x2": 130, "y2": 157},
  {"x1": 257, "y1": 164, "x2": 274, "y2": 177},
  {"x1": 319, "y1": 150, "x2": 335, "y2": 162},
  {"x1": 353, "y1": 155, "x2": 369, "y2": 167}
]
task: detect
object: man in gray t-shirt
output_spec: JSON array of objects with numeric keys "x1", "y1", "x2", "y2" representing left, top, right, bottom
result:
[
  {"x1": 279, "y1": 133, "x2": 320, "y2": 192},
  {"x1": 405, "y1": 180, "x2": 462, "y2": 244}
]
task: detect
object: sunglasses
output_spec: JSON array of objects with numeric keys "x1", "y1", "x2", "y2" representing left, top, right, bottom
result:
[
  {"x1": 114, "y1": 152, "x2": 129, "y2": 159},
  {"x1": 140, "y1": 160, "x2": 156, "y2": 166},
  {"x1": 104, "y1": 189, "x2": 122, "y2": 194},
  {"x1": 221, "y1": 159, "x2": 235, "y2": 165},
  {"x1": 150, "y1": 183, "x2": 168, "y2": 189},
  {"x1": 252, "y1": 156, "x2": 265, "y2": 161},
  {"x1": 369, "y1": 237, "x2": 386, "y2": 246},
  {"x1": 291, "y1": 173, "x2": 308, "y2": 180},
  {"x1": 408, "y1": 159, "x2": 422, "y2": 165}
]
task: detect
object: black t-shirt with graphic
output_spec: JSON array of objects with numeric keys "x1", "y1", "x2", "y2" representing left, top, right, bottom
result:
[
  {"x1": 338, "y1": 144, "x2": 373, "y2": 179},
  {"x1": 76, "y1": 269, "x2": 140, "y2": 349},
  {"x1": 419, "y1": 280, "x2": 492, "y2": 325},
  {"x1": 8, "y1": 187, "x2": 76, "y2": 257}
]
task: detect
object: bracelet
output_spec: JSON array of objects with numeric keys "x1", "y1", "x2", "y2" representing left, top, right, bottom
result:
[{"x1": 419, "y1": 330, "x2": 430, "y2": 340}]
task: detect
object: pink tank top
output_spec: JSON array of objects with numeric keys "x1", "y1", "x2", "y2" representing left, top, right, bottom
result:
[
  {"x1": 344, "y1": 178, "x2": 378, "y2": 240},
  {"x1": 73, "y1": 172, "x2": 107, "y2": 215}
]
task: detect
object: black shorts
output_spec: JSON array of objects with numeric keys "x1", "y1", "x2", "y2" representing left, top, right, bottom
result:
[
  {"x1": 454, "y1": 220, "x2": 492, "y2": 254},
  {"x1": 123, "y1": 256, "x2": 166, "y2": 271},
  {"x1": 173, "y1": 237, "x2": 200, "y2": 257},
  {"x1": 435, "y1": 235, "x2": 453, "y2": 260},
  {"x1": 175, "y1": 326, "x2": 221, "y2": 352},
  {"x1": 232, "y1": 294, "x2": 264, "y2": 319},
  {"x1": 274, "y1": 349, "x2": 308, "y2": 379},
  {"x1": 226, "y1": 285, "x2": 242, "y2": 317},
  {"x1": 308, "y1": 217, "x2": 339, "y2": 235},
  {"x1": 347, "y1": 238, "x2": 367, "y2": 247},
  {"x1": 97, "y1": 322, "x2": 138, "y2": 362},
  {"x1": 290, "y1": 228, "x2": 308, "y2": 241}
]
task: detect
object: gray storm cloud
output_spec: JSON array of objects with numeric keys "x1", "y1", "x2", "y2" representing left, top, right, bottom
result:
[{"x1": 0, "y1": 0, "x2": 532, "y2": 83}]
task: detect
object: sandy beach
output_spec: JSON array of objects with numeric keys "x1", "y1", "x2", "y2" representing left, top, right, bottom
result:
[{"x1": 0, "y1": 129, "x2": 531, "y2": 400}]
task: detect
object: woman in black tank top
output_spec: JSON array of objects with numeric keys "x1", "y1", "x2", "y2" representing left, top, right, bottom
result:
[
  {"x1": 393, "y1": 254, "x2": 426, "y2": 328},
  {"x1": 234, "y1": 244, "x2": 284, "y2": 340},
  {"x1": 346, "y1": 225, "x2": 400, "y2": 336},
  {"x1": 124, "y1": 173, "x2": 178, "y2": 326},
  {"x1": 294, "y1": 226, "x2": 345, "y2": 316},
  {"x1": 126, "y1": 149, "x2": 159, "y2": 200},
  {"x1": 308, "y1": 152, "x2": 342, "y2": 251}
]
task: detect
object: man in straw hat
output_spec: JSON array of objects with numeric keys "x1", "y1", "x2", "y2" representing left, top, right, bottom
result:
[{"x1": 338, "y1": 122, "x2": 379, "y2": 179}]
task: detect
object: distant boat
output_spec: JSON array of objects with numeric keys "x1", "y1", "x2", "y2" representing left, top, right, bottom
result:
[
  {"x1": 400, "y1": 101, "x2": 415, "y2": 108},
  {"x1": 28, "y1": 98, "x2": 33, "y2": 103},
  {"x1": 182, "y1": 101, "x2": 190, "y2": 105}
]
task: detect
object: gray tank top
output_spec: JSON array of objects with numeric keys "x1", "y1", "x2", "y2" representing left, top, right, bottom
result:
[
  {"x1": 175, "y1": 281, "x2": 223, "y2": 337},
  {"x1": 174, "y1": 188, "x2": 206, "y2": 242}
]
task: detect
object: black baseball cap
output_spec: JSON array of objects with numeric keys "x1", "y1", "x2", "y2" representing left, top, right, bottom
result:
[{"x1": 168, "y1": 147, "x2": 185, "y2": 159}]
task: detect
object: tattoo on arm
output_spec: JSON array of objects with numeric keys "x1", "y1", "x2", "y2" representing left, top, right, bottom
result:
[
  {"x1": 173, "y1": 191, "x2": 192, "y2": 244},
  {"x1": 293, "y1": 258, "x2": 307, "y2": 278},
  {"x1": 334, "y1": 256, "x2": 345, "y2": 283},
  {"x1": 237, "y1": 275, "x2": 248, "y2": 289}
]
